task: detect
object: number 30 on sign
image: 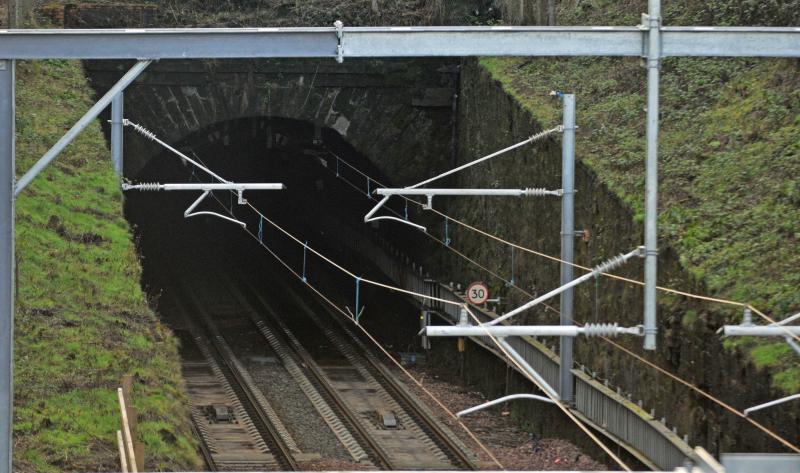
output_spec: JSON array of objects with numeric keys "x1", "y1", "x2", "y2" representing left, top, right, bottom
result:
[{"x1": 466, "y1": 282, "x2": 489, "y2": 305}]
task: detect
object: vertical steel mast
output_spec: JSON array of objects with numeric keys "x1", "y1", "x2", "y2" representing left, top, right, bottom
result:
[
  {"x1": 559, "y1": 94, "x2": 576, "y2": 403},
  {"x1": 0, "y1": 58, "x2": 16, "y2": 473},
  {"x1": 643, "y1": 0, "x2": 662, "y2": 350}
]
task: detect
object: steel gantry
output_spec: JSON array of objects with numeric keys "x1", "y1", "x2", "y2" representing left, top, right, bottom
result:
[{"x1": 1, "y1": 1, "x2": 800, "y2": 469}]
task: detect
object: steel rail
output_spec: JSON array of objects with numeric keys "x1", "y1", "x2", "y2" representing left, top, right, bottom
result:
[
  {"x1": 350, "y1": 342, "x2": 480, "y2": 471},
  {"x1": 195, "y1": 325, "x2": 299, "y2": 471},
  {"x1": 227, "y1": 274, "x2": 395, "y2": 469},
  {"x1": 0, "y1": 26, "x2": 798, "y2": 59},
  {"x1": 239, "y1": 273, "x2": 478, "y2": 471},
  {"x1": 305, "y1": 289, "x2": 479, "y2": 471},
  {"x1": 246, "y1": 293, "x2": 397, "y2": 470},
  {"x1": 178, "y1": 283, "x2": 300, "y2": 472},
  {"x1": 188, "y1": 419, "x2": 218, "y2": 471}
]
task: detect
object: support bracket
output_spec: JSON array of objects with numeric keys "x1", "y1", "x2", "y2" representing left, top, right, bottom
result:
[
  {"x1": 334, "y1": 20, "x2": 344, "y2": 63},
  {"x1": 122, "y1": 182, "x2": 285, "y2": 227},
  {"x1": 14, "y1": 60, "x2": 152, "y2": 196}
]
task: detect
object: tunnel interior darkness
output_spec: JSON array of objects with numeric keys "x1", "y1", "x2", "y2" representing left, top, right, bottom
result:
[{"x1": 125, "y1": 116, "x2": 438, "y2": 352}]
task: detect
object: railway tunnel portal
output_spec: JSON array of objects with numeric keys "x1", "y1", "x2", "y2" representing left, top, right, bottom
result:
[
  {"x1": 90, "y1": 54, "x2": 683, "y2": 470},
  {"x1": 107, "y1": 58, "x2": 528, "y2": 470}
]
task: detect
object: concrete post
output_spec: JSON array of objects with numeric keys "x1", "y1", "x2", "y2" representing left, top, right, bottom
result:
[
  {"x1": 559, "y1": 94, "x2": 575, "y2": 404},
  {"x1": 111, "y1": 92, "x2": 124, "y2": 176},
  {"x1": 0, "y1": 58, "x2": 16, "y2": 473}
]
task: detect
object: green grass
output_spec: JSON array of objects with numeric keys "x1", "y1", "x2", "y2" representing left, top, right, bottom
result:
[
  {"x1": 478, "y1": 2, "x2": 799, "y2": 392},
  {"x1": 14, "y1": 59, "x2": 202, "y2": 472}
]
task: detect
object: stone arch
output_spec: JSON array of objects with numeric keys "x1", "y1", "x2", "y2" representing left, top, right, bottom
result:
[{"x1": 88, "y1": 58, "x2": 460, "y2": 184}]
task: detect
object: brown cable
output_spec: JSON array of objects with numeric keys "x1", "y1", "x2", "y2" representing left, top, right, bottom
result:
[{"x1": 234, "y1": 217, "x2": 507, "y2": 469}]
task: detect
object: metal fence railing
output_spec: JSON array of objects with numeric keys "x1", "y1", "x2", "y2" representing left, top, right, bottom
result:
[{"x1": 321, "y1": 217, "x2": 694, "y2": 470}]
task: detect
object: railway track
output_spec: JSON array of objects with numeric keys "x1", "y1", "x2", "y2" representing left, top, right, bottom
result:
[
  {"x1": 161, "y1": 241, "x2": 477, "y2": 470},
  {"x1": 174, "y1": 286, "x2": 300, "y2": 472},
  {"x1": 230, "y1": 275, "x2": 478, "y2": 471}
]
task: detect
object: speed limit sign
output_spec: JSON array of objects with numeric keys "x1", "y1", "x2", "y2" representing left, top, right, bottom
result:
[{"x1": 466, "y1": 282, "x2": 490, "y2": 305}]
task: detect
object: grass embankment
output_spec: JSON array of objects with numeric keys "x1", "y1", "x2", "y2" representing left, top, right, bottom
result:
[
  {"x1": 14, "y1": 60, "x2": 202, "y2": 471},
  {"x1": 479, "y1": 1, "x2": 799, "y2": 392}
]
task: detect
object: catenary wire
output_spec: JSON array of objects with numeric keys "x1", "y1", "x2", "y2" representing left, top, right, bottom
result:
[
  {"x1": 200, "y1": 189, "x2": 507, "y2": 469},
  {"x1": 323, "y1": 148, "x2": 800, "y2": 343},
  {"x1": 133, "y1": 121, "x2": 799, "y2": 459},
  {"x1": 320, "y1": 148, "x2": 800, "y2": 452},
  {"x1": 187, "y1": 172, "x2": 630, "y2": 470},
  {"x1": 207, "y1": 191, "x2": 633, "y2": 471}
]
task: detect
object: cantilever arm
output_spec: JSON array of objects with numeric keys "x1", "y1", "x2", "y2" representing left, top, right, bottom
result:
[
  {"x1": 363, "y1": 195, "x2": 426, "y2": 232},
  {"x1": 407, "y1": 127, "x2": 562, "y2": 190},
  {"x1": 743, "y1": 393, "x2": 800, "y2": 416},
  {"x1": 183, "y1": 190, "x2": 246, "y2": 227},
  {"x1": 485, "y1": 247, "x2": 644, "y2": 326}
]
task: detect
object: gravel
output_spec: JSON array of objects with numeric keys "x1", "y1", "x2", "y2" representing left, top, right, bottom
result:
[
  {"x1": 222, "y1": 323, "x2": 354, "y2": 462},
  {"x1": 398, "y1": 362, "x2": 609, "y2": 471},
  {"x1": 295, "y1": 459, "x2": 373, "y2": 471}
]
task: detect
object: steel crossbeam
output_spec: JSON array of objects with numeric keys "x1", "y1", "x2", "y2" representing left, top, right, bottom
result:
[{"x1": 0, "y1": 26, "x2": 797, "y2": 59}]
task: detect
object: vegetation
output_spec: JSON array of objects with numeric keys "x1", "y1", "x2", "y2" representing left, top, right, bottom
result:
[
  {"x1": 29, "y1": 0, "x2": 478, "y2": 27},
  {"x1": 14, "y1": 59, "x2": 201, "y2": 471},
  {"x1": 479, "y1": 1, "x2": 799, "y2": 391}
]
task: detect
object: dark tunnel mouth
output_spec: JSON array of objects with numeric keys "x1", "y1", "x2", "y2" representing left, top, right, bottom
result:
[{"x1": 124, "y1": 115, "x2": 436, "y2": 351}]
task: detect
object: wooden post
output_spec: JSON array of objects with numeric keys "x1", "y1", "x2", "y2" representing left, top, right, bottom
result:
[
  {"x1": 134, "y1": 442, "x2": 145, "y2": 472},
  {"x1": 117, "y1": 387, "x2": 138, "y2": 473},
  {"x1": 116, "y1": 430, "x2": 129, "y2": 473},
  {"x1": 120, "y1": 376, "x2": 144, "y2": 471}
]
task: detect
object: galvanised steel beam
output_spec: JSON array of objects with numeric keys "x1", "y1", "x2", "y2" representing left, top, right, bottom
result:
[
  {"x1": 0, "y1": 8, "x2": 798, "y2": 470},
  {"x1": 0, "y1": 26, "x2": 798, "y2": 60},
  {"x1": 643, "y1": 2, "x2": 661, "y2": 351},
  {"x1": 111, "y1": 92, "x2": 123, "y2": 176},
  {"x1": 661, "y1": 26, "x2": 800, "y2": 57},
  {"x1": 559, "y1": 94, "x2": 576, "y2": 403},
  {"x1": 0, "y1": 58, "x2": 15, "y2": 473},
  {"x1": 14, "y1": 60, "x2": 151, "y2": 196}
]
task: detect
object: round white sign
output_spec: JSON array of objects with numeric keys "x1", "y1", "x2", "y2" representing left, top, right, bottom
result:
[{"x1": 466, "y1": 281, "x2": 490, "y2": 305}]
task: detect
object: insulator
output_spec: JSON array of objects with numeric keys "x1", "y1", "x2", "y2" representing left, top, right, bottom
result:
[
  {"x1": 583, "y1": 323, "x2": 621, "y2": 337},
  {"x1": 135, "y1": 182, "x2": 162, "y2": 191},
  {"x1": 593, "y1": 252, "x2": 629, "y2": 274},
  {"x1": 127, "y1": 121, "x2": 158, "y2": 142},
  {"x1": 529, "y1": 126, "x2": 562, "y2": 143},
  {"x1": 524, "y1": 187, "x2": 548, "y2": 196},
  {"x1": 523, "y1": 188, "x2": 563, "y2": 197}
]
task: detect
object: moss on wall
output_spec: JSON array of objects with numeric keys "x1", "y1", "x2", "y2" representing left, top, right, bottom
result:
[
  {"x1": 14, "y1": 59, "x2": 202, "y2": 472},
  {"x1": 432, "y1": 52, "x2": 798, "y2": 458},
  {"x1": 474, "y1": 0, "x2": 800, "y2": 395},
  {"x1": 420, "y1": 0, "x2": 799, "y2": 456}
]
